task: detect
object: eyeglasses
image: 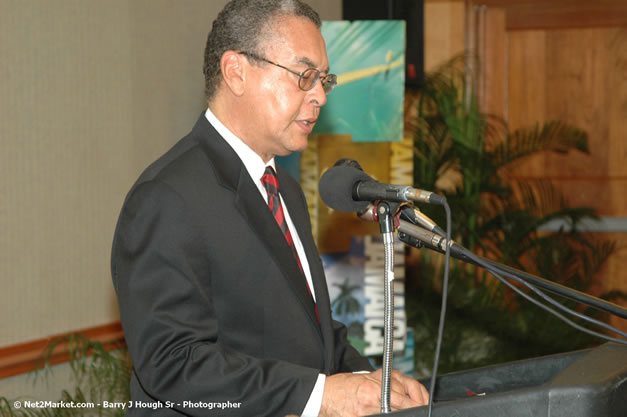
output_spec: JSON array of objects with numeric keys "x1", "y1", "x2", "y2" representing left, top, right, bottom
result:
[{"x1": 239, "y1": 51, "x2": 337, "y2": 94}]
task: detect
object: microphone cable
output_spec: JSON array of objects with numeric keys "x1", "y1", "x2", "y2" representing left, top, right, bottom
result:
[
  {"x1": 397, "y1": 207, "x2": 627, "y2": 340},
  {"x1": 400, "y1": 205, "x2": 627, "y2": 417},
  {"x1": 427, "y1": 201, "x2": 451, "y2": 417},
  {"x1": 462, "y1": 249, "x2": 627, "y2": 344}
]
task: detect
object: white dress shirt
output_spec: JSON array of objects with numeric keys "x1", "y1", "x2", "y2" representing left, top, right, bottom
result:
[{"x1": 205, "y1": 107, "x2": 325, "y2": 417}]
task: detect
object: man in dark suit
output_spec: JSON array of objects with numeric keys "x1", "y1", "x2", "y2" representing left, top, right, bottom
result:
[{"x1": 111, "y1": 0, "x2": 429, "y2": 415}]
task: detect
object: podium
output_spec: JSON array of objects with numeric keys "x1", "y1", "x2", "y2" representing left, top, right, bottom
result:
[{"x1": 368, "y1": 342, "x2": 627, "y2": 417}]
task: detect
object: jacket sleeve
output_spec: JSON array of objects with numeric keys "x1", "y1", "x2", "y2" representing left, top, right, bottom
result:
[
  {"x1": 332, "y1": 319, "x2": 376, "y2": 373},
  {"x1": 111, "y1": 180, "x2": 318, "y2": 416}
]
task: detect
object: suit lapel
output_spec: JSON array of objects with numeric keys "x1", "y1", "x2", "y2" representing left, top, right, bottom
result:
[
  {"x1": 233, "y1": 173, "x2": 321, "y2": 332},
  {"x1": 277, "y1": 167, "x2": 335, "y2": 373},
  {"x1": 192, "y1": 115, "x2": 322, "y2": 337}
]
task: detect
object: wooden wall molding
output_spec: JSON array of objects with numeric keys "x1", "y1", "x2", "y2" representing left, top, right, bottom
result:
[
  {"x1": 473, "y1": 0, "x2": 627, "y2": 30},
  {"x1": 0, "y1": 321, "x2": 125, "y2": 379}
]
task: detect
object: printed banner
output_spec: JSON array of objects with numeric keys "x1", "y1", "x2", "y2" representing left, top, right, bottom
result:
[
  {"x1": 323, "y1": 235, "x2": 407, "y2": 356},
  {"x1": 314, "y1": 20, "x2": 405, "y2": 142}
]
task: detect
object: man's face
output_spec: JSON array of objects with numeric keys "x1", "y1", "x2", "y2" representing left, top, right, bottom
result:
[{"x1": 242, "y1": 16, "x2": 329, "y2": 162}]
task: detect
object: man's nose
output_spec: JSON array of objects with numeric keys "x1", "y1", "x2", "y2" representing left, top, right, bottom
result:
[{"x1": 308, "y1": 78, "x2": 328, "y2": 107}]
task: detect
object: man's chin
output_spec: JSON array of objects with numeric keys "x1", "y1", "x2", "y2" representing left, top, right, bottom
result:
[{"x1": 281, "y1": 137, "x2": 310, "y2": 156}]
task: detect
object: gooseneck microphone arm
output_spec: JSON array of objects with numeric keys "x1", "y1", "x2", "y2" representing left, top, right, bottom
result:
[{"x1": 377, "y1": 202, "x2": 396, "y2": 414}]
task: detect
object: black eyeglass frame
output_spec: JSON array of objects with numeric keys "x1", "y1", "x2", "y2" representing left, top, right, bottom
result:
[{"x1": 239, "y1": 51, "x2": 337, "y2": 94}]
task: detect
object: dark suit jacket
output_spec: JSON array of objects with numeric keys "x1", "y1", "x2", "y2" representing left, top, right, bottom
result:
[{"x1": 111, "y1": 114, "x2": 372, "y2": 416}]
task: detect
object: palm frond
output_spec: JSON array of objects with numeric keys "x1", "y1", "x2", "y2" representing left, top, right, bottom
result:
[
  {"x1": 407, "y1": 53, "x2": 617, "y2": 374},
  {"x1": 0, "y1": 334, "x2": 131, "y2": 417},
  {"x1": 506, "y1": 178, "x2": 568, "y2": 215},
  {"x1": 493, "y1": 120, "x2": 589, "y2": 169}
]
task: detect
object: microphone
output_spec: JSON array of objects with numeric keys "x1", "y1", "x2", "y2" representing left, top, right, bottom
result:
[
  {"x1": 319, "y1": 159, "x2": 446, "y2": 212},
  {"x1": 357, "y1": 202, "x2": 445, "y2": 237},
  {"x1": 397, "y1": 220, "x2": 469, "y2": 261},
  {"x1": 400, "y1": 205, "x2": 446, "y2": 237}
]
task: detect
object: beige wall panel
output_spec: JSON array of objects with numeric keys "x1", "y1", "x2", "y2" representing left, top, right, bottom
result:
[
  {"x1": 1, "y1": 0, "x2": 136, "y2": 347},
  {"x1": 310, "y1": 0, "x2": 342, "y2": 20},
  {"x1": 0, "y1": 361, "x2": 76, "y2": 402},
  {"x1": 0, "y1": 0, "x2": 341, "y2": 351},
  {"x1": 424, "y1": 0, "x2": 466, "y2": 71},
  {"x1": 126, "y1": 0, "x2": 215, "y2": 171}
]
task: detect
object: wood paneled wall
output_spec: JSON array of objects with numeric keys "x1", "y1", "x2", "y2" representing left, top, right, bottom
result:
[
  {"x1": 424, "y1": 0, "x2": 466, "y2": 71},
  {"x1": 471, "y1": 0, "x2": 627, "y2": 331}
]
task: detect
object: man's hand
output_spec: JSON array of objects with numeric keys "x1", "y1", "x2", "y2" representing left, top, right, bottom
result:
[{"x1": 319, "y1": 369, "x2": 429, "y2": 417}]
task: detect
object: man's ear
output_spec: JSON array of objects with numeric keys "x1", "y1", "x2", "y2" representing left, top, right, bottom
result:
[{"x1": 220, "y1": 51, "x2": 247, "y2": 96}]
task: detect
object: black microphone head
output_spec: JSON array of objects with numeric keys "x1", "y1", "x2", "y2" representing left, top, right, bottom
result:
[
  {"x1": 332, "y1": 158, "x2": 364, "y2": 171},
  {"x1": 319, "y1": 164, "x2": 372, "y2": 212}
]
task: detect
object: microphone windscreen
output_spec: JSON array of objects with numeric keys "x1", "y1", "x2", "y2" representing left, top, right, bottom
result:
[
  {"x1": 319, "y1": 165, "x2": 372, "y2": 212},
  {"x1": 332, "y1": 158, "x2": 364, "y2": 171}
]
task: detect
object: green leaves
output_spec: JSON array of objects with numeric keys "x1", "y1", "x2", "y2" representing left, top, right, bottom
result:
[
  {"x1": 406, "y1": 54, "x2": 618, "y2": 375},
  {"x1": 492, "y1": 120, "x2": 589, "y2": 168},
  {"x1": 0, "y1": 335, "x2": 130, "y2": 417}
]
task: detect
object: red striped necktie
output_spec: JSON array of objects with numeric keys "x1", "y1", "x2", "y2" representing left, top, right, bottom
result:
[{"x1": 261, "y1": 166, "x2": 319, "y2": 322}]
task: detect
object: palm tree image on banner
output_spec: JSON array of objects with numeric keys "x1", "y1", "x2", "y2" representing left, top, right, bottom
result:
[
  {"x1": 313, "y1": 20, "x2": 405, "y2": 142},
  {"x1": 332, "y1": 277, "x2": 361, "y2": 325},
  {"x1": 323, "y1": 236, "x2": 407, "y2": 357}
]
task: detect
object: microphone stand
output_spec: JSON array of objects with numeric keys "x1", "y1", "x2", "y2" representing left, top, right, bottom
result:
[
  {"x1": 376, "y1": 201, "x2": 396, "y2": 414},
  {"x1": 397, "y1": 220, "x2": 627, "y2": 319}
]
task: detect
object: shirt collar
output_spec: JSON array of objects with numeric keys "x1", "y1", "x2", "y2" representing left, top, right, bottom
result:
[{"x1": 204, "y1": 107, "x2": 275, "y2": 183}]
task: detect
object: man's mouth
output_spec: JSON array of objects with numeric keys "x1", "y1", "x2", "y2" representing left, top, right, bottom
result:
[{"x1": 296, "y1": 118, "x2": 317, "y2": 133}]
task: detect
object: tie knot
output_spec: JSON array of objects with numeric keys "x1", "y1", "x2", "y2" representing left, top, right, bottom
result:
[{"x1": 261, "y1": 166, "x2": 279, "y2": 196}]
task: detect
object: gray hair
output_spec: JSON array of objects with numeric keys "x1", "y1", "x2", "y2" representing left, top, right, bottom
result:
[{"x1": 203, "y1": 0, "x2": 321, "y2": 101}]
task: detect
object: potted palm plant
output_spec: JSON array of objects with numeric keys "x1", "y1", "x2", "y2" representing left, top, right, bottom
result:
[
  {"x1": 405, "y1": 55, "x2": 622, "y2": 374},
  {"x1": 0, "y1": 335, "x2": 131, "y2": 417}
]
